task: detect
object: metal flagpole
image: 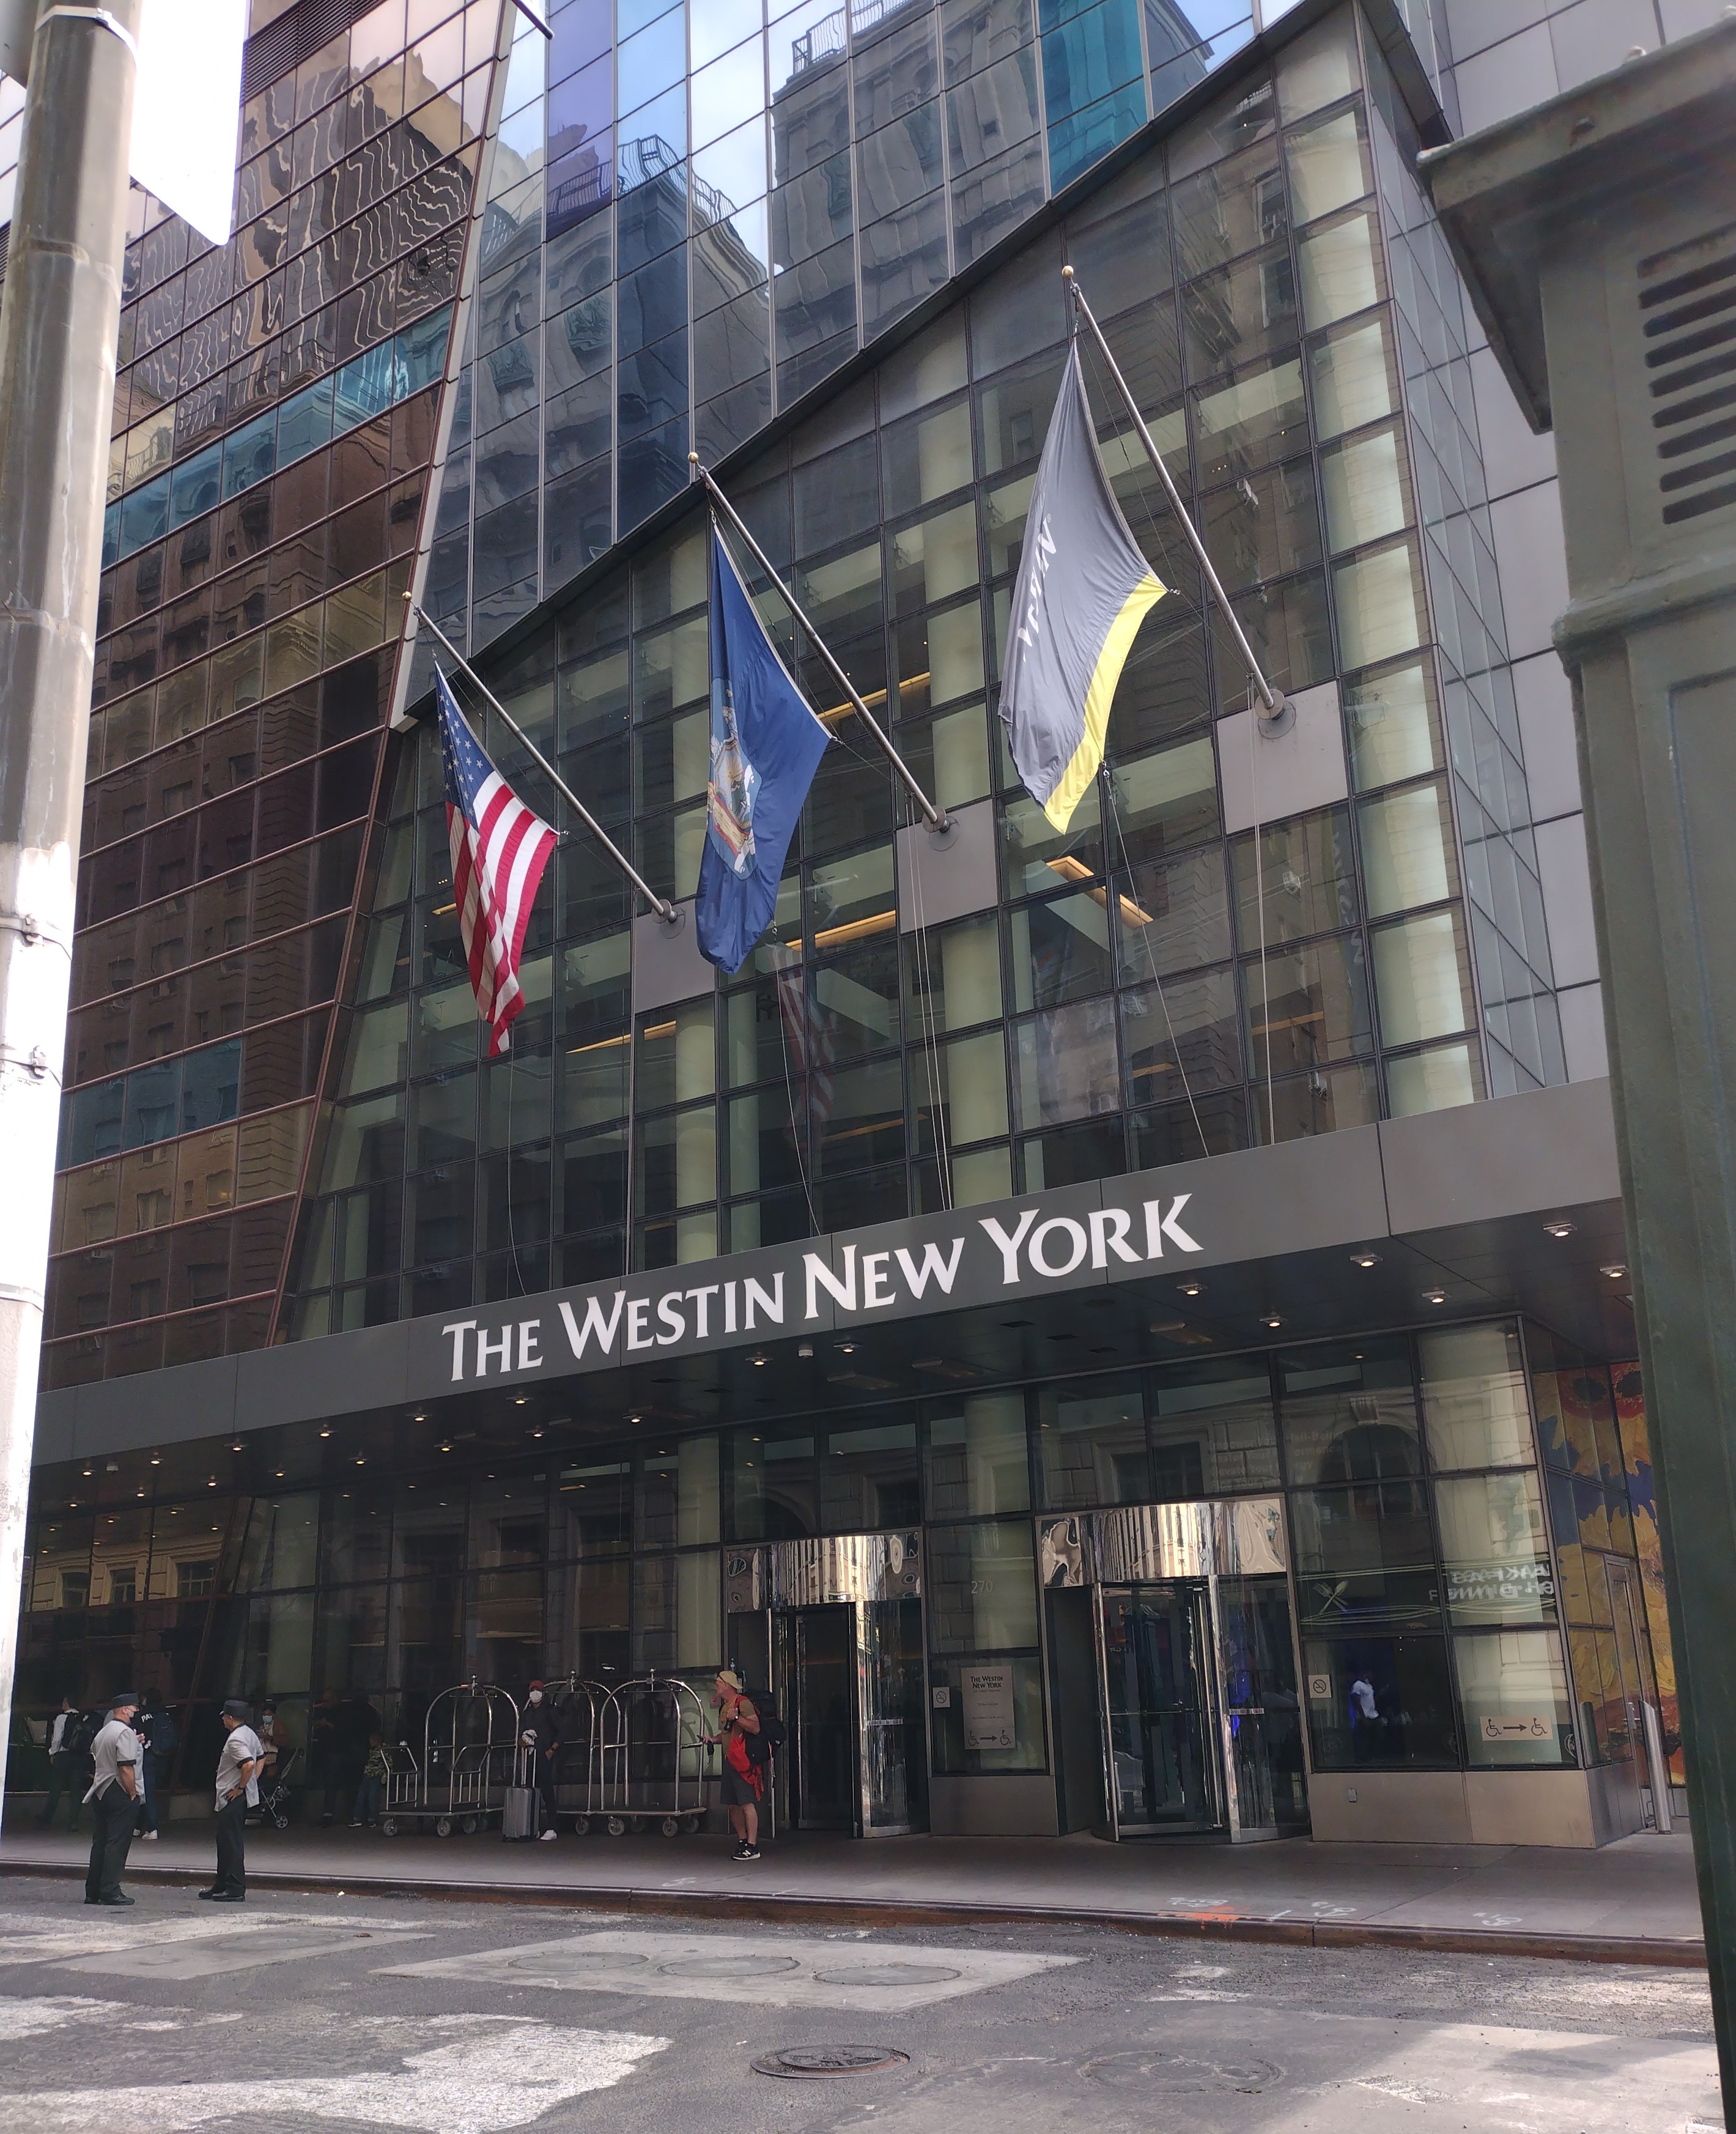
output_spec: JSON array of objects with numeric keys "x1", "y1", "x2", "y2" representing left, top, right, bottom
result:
[
  {"x1": 405, "y1": 597, "x2": 679, "y2": 924},
  {"x1": 688, "y1": 455, "x2": 950, "y2": 832},
  {"x1": 1063, "y1": 268, "x2": 1290, "y2": 729}
]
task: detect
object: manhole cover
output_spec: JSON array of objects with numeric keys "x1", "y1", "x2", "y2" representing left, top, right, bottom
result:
[
  {"x1": 508, "y1": 1951, "x2": 648, "y2": 1974},
  {"x1": 811, "y1": 1963, "x2": 962, "y2": 1987},
  {"x1": 660, "y1": 1953, "x2": 802, "y2": 1979},
  {"x1": 1084, "y1": 2052, "x2": 1282, "y2": 2095},
  {"x1": 752, "y1": 2046, "x2": 910, "y2": 2079}
]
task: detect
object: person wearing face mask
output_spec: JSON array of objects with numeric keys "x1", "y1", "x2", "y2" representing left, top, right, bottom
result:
[{"x1": 519, "y1": 1681, "x2": 559, "y2": 1841}]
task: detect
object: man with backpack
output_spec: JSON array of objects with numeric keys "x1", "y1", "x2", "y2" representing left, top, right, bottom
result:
[{"x1": 705, "y1": 1669, "x2": 782, "y2": 1862}]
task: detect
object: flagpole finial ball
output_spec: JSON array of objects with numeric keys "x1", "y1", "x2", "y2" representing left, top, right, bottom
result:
[
  {"x1": 688, "y1": 451, "x2": 700, "y2": 464},
  {"x1": 1062, "y1": 264, "x2": 1074, "y2": 280}
]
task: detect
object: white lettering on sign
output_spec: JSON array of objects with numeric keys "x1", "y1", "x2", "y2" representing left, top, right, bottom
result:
[
  {"x1": 896, "y1": 1238, "x2": 964, "y2": 1298},
  {"x1": 805, "y1": 1245, "x2": 858, "y2": 1317},
  {"x1": 1144, "y1": 1195, "x2": 1200, "y2": 1257},
  {"x1": 1029, "y1": 1217, "x2": 1088, "y2": 1278},
  {"x1": 744, "y1": 1273, "x2": 784, "y2": 1328},
  {"x1": 437, "y1": 1190, "x2": 1206, "y2": 1382},
  {"x1": 558, "y1": 1291, "x2": 626, "y2": 1360},
  {"x1": 441, "y1": 1319, "x2": 476, "y2": 1382},
  {"x1": 979, "y1": 1209, "x2": 1038, "y2": 1283}
]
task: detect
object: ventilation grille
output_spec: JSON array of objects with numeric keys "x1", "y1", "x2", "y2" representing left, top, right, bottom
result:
[
  {"x1": 1642, "y1": 220, "x2": 1736, "y2": 528},
  {"x1": 241, "y1": 0, "x2": 379, "y2": 103}
]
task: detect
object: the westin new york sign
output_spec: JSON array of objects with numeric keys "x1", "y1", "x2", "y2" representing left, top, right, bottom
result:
[{"x1": 424, "y1": 1180, "x2": 1206, "y2": 1390}]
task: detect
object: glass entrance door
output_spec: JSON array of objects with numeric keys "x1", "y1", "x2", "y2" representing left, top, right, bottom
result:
[
  {"x1": 859, "y1": 1596, "x2": 925, "y2": 1835},
  {"x1": 1099, "y1": 1583, "x2": 1221, "y2": 1835},
  {"x1": 783, "y1": 1604, "x2": 856, "y2": 1829},
  {"x1": 1218, "y1": 1574, "x2": 1309, "y2": 1836}
]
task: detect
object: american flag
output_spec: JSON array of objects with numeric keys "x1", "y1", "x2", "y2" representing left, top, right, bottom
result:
[
  {"x1": 772, "y1": 945, "x2": 836, "y2": 1126},
  {"x1": 435, "y1": 667, "x2": 558, "y2": 1056}
]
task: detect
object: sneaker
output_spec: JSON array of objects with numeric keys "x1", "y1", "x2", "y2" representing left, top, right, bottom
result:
[
  {"x1": 738, "y1": 1845, "x2": 761, "y2": 1861},
  {"x1": 349, "y1": 1820, "x2": 363, "y2": 1828},
  {"x1": 140, "y1": 1830, "x2": 158, "y2": 1841},
  {"x1": 209, "y1": 1891, "x2": 245, "y2": 1903},
  {"x1": 539, "y1": 1828, "x2": 557, "y2": 1841}
]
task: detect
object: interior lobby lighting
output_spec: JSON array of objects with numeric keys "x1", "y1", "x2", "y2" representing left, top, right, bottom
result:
[
  {"x1": 1179, "y1": 1281, "x2": 1203, "y2": 1299},
  {"x1": 1601, "y1": 1263, "x2": 1628, "y2": 1279},
  {"x1": 1261, "y1": 1313, "x2": 1282, "y2": 1328},
  {"x1": 1424, "y1": 1289, "x2": 1447, "y2": 1305},
  {"x1": 751, "y1": 1354, "x2": 767, "y2": 1367},
  {"x1": 1543, "y1": 1220, "x2": 1575, "y2": 1239},
  {"x1": 1351, "y1": 1252, "x2": 1380, "y2": 1269},
  {"x1": 319, "y1": 1426, "x2": 331, "y2": 1439}
]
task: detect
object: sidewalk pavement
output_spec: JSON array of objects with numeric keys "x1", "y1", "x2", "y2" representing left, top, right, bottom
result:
[{"x1": 0, "y1": 1816, "x2": 1704, "y2": 1966}]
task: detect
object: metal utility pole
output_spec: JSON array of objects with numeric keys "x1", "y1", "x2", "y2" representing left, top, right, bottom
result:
[
  {"x1": 1422, "y1": 21, "x2": 1736, "y2": 2114},
  {"x1": 0, "y1": 0, "x2": 141, "y2": 1809}
]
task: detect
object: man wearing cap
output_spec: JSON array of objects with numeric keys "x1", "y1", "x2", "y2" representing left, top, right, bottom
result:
[
  {"x1": 520, "y1": 1681, "x2": 558, "y2": 1840},
  {"x1": 202, "y1": 1699, "x2": 262, "y2": 1903},
  {"x1": 83, "y1": 1692, "x2": 142, "y2": 1905}
]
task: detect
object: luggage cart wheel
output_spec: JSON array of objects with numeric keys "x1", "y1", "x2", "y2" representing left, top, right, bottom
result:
[
  {"x1": 273, "y1": 1812, "x2": 289, "y2": 1831},
  {"x1": 435, "y1": 1817, "x2": 453, "y2": 1838},
  {"x1": 606, "y1": 1815, "x2": 626, "y2": 1837},
  {"x1": 571, "y1": 1815, "x2": 589, "y2": 1836},
  {"x1": 682, "y1": 1815, "x2": 701, "y2": 1834},
  {"x1": 460, "y1": 1815, "x2": 479, "y2": 1836},
  {"x1": 380, "y1": 1818, "x2": 398, "y2": 1837},
  {"x1": 660, "y1": 1815, "x2": 680, "y2": 1837}
]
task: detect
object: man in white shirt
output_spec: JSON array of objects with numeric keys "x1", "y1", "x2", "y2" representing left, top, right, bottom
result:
[
  {"x1": 83, "y1": 1693, "x2": 141, "y2": 1906},
  {"x1": 40, "y1": 1697, "x2": 77, "y2": 1830},
  {"x1": 203, "y1": 1699, "x2": 262, "y2": 1903}
]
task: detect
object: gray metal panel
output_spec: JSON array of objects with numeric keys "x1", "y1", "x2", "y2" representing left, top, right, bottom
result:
[
  {"x1": 234, "y1": 1320, "x2": 412, "y2": 1429},
  {"x1": 1380, "y1": 1076, "x2": 1620, "y2": 1232},
  {"x1": 67, "y1": 1354, "x2": 240, "y2": 1459},
  {"x1": 32, "y1": 1387, "x2": 79, "y2": 1465},
  {"x1": 1217, "y1": 679, "x2": 1346, "y2": 836},
  {"x1": 632, "y1": 900, "x2": 716, "y2": 1017},
  {"x1": 1109, "y1": 1122, "x2": 1389, "y2": 1275},
  {"x1": 895, "y1": 798, "x2": 999, "y2": 931}
]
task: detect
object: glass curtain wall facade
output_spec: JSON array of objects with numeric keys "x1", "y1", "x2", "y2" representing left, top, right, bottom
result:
[
  {"x1": 36, "y1": 1, "x2": 512, "y2": 1390},
  {"x1": 14, "y1": 1313, "x2": 1667, "y2": 1802},
  {"x1": 288, "y1": 7, "x2": 1515, "y2": 1337},
  {"x1": 415, "y1": 0, "x2": 1287, "y2": 671}
]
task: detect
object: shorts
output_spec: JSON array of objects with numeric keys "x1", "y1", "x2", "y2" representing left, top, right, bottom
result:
[{"x1": 720, "y1": 1765, "x2": 761, "y2": 1807}]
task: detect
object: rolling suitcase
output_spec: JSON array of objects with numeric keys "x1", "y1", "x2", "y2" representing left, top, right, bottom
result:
[{"x1": 502, "y1": 1785, "x2": 540, "y2": 1841}]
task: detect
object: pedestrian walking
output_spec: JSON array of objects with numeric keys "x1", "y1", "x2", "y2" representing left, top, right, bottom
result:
[
  {"x1": 40, "y1": 1697, "x2": 78, "y2": 1829},
  {"x1": 704, "y1": 1669, "x2": 767, "y2": 1862},
  {"x1": 82, "y1": 1692, "x2": 142, "y2": 1906},
  {"x1": 135, "y1": 1693, "x2": 177, "y2": 1841},
  {"x1": 352, "y1": 1732, "x2": 388, "y2": 1828},
  {"x1": 519, "y1": 1681, "x2": 558, "y2": 1840},
  {"x1": 201, "y1": 1699, "x2": 262, "y2": 1903}
]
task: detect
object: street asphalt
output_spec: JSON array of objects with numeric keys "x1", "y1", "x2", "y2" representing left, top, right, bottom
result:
[{"x1": 0, "y1": 1872, "x2": 1718, "y2": 2133}]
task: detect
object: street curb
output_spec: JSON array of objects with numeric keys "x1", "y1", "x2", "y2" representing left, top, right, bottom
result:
[{"x1": 0, "y1": 1857, "x2": 1706, "y2": 1969}]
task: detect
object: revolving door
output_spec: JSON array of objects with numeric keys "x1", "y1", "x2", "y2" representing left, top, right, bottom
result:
[
  {"x1": 1041, "y1": 1498, "x2": 1310, "y2": 1842},
  {"x1": 725, "y1": 1532, "x2": 928, "y2": 1837}
]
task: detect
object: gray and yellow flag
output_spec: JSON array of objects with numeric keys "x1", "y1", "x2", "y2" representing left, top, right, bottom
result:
[{"x1": 998, "y1": 344, "x2": 1166, "y2": 830}]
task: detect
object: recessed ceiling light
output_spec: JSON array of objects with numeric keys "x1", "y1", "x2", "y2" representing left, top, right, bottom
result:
[
  {"x1": 149, "y1": 1453, "x2": 160, "y2": 1465},
  {"x1": 439, "y1": 1442, "x2": 452, "y2": 1453},
  {"x1": 514, "y1": 1396, "x2": 526, "y2": 1406},
  {"x1": 799, "y1": 1342, "x2": 813, "y2": 1358},
  {"x1": 1601, "y1": 1263, "x2": 1628, "y2": 1279},
  {"x1": 752, "y1": 1354, "x2": 767, "y2": 1367},
  {"x1": 836, "y1": 1341, "x2": 855, "y2": 1355},
  {"x1": 1424, "y1": 1289, "x2": 1447, "y2": 1305},
  {"x1": 1351, "y1": 1252, "x2": 1380, "y2": 1269},
  {"x1": 1543, "y1": 1220, "x2": 1575, "y2": 1239},
  {"x1": 319, "y1": 1426, "x2": 331, "y2": 1439},
  {"x1": 1260, "y1": 1313, "x2": 1282, "y2": 1328}
]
